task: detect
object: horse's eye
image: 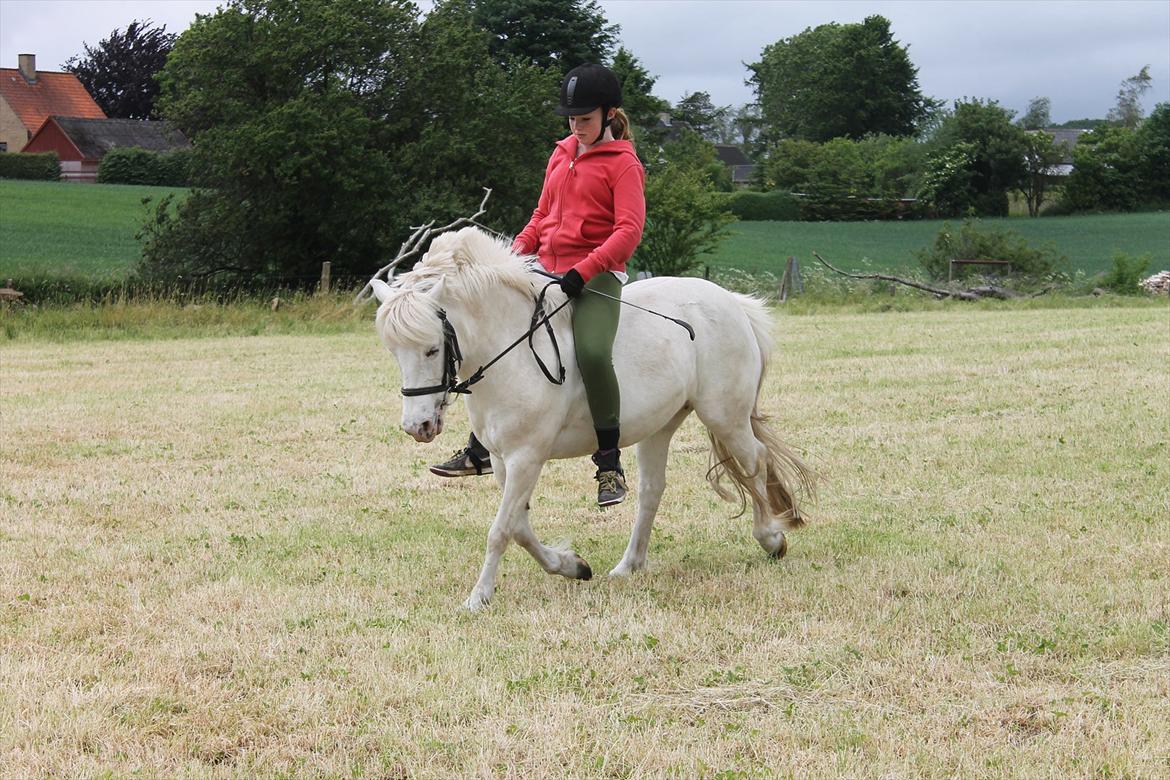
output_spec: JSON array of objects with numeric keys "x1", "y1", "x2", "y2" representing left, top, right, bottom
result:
[{"x1": 425, "y1": 347, "x2": 440, "y2": 357}]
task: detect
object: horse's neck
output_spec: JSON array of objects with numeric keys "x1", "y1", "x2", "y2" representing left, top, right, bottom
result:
[{"x1": 441, "y1": 282, "x2": 561, "y2": 372}]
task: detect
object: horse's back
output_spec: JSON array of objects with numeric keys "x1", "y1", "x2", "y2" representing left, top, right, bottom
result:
[
  {"x1": 616, "y1": 276, "x2": 769, "y2": 404},
  {"x1": 623, "y1": 276, "x2": 768, "y2": 363}
]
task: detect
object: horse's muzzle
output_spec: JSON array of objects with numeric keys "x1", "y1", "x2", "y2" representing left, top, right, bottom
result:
[{"x1": 407, "y1": 417, "x2": 443, "y2": 443}]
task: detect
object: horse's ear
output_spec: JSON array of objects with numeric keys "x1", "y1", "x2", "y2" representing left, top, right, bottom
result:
[{"x1": 370, "y1": 279, "x2": 392, "y2": 304}]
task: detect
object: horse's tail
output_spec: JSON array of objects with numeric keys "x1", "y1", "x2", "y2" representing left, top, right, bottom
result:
[{"x1": 706, "y1": 293, "x2": 815, "y2": 529}]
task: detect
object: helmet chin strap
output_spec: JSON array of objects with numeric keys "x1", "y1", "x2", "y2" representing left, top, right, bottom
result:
[{"x1": 593, "y1": 106, "x2": 610, "y2": 145}]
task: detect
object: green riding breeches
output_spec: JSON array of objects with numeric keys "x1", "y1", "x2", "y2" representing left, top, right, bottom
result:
[{"x1": 571, "y1": 271, "x2": 623, "y2": 433}]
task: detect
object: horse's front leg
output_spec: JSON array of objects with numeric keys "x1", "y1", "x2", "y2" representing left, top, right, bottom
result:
[
  {"x1": 463, "y1": 451, "x2": 544, "y2": 611},
  {"x1": 611, "y1": 409, "x2": 688, "y2": 577}
]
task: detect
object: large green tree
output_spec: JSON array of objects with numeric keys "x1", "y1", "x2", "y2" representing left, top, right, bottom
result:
[
  {"x1": 470, "y1": 0, "x2": 617, "y2": 74},
  {"x1": 748, "y1": 15, "x2": 931, "y2": 143},
  {"x1": 64, "y1": 20, "x2": 175, "y2": 119},
  {"x1": 1016, "y1": 131, "x2": 1065, "y2": 216},
  {"x1": 672, "y1": 91, "x2": 728, "y2": 142},
  {"x1": 144, "y1": 0, "x2": 559, "y2": 288},
  {"x1": 1062, "y1": 102, "x2": 1170, "y2": 211},
  {"x1": 918, "y1": 99, "x2": 1028, "y2": 216}
]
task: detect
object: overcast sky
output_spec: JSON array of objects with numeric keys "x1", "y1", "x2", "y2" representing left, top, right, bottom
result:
[{"x1": 1, "y1": 0, "x2": 1167, "y2": 123}]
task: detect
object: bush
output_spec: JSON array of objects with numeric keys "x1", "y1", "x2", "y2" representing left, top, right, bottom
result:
[
  {"x1": 720, "y1": 190, "x2": 801, "y2": 221},
  {"x1": 633, "y1": 163, "x2": 736, "y2": 277},
  {"x1": 1060, "y1": 104, "x2": 1170, "y2": 213},
  {"x1": 97, "y1": 147, "x2": 192, "y2": 186},
  {"x1": 915, "y1": 218, "x2": 1066, "y2": 282},
  {"x1": 1099, "y1": 251, "x2": 1152, "y2": 294},
  {"x1": 0, "y1": 152, "x2": 61, "y2": 180}
]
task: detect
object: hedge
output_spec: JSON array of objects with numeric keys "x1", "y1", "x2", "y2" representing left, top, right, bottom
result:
[
  {"x1": 719, "y1": 190, "x2": 802, "y2": 221},
  {"x1": 796, "y1": 194, "x2": 930, "y2": 222},
  {"x1": 97, "y1": 147, "x2": 193, "y2": 186},
  {"x1": 0, "y1": 152, "x2": 61, "y2": 181},
  {"x1": 718, "y1": 189, "x2": 930, "y2": 222}
]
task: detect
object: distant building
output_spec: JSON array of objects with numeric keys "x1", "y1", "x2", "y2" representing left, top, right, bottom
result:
[
  {"x1": 1036, "y1": 128, "x2": 1090, "y2": 177},
  {"x1": 23, "y1": 116, "x2": 191, "y2": 182},
  {"x1": 0, "y1": 54, "x2": 106, "y2": 154},
  {"x1": 714, "y1": 144, "x2": 758, "y2": 189}
]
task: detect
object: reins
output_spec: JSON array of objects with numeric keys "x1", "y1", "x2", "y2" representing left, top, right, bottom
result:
[
  {"x1": 400, "y1": 280, "x2": 569, "y2": 400},
  {"x1": 400, "y1": 269, "x2": 697, "y2": 401},
  {"x1": 531, "y1": 268, "x2": 696, "y2": 340}
]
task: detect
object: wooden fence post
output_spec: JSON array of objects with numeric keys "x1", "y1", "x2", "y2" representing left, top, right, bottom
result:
[
  {"x1": 319, "y1": 261, "x2": 331, "y2": 295},
  {"x1": 778, "y1": 256, "x2": 801, "y2": 303}
]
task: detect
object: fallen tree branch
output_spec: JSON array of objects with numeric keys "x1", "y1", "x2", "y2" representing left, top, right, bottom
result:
[
  {"x1": 353, "y1": 188, "x2": 494, "y2": 304},
  {"x1": 810, "y1": 251, "x2": 1034, "y2": 301}
]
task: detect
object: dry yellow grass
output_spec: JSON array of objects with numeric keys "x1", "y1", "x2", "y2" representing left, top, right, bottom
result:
[{"x1": 1, "y1": 305, "x2": 1167, "y2": 778}]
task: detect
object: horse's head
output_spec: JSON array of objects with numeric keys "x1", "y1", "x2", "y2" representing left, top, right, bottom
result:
[
  {"x1": 371, "y1": 277, "x2": 451, "y2": 443},
  {"x1": 370, "y1": 227, "x2": 540, "y2": 442}
]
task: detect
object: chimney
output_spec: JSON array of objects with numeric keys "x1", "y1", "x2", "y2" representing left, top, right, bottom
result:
[{"x1": 18, "y1": 54, "x2": 36, "y2": 83}]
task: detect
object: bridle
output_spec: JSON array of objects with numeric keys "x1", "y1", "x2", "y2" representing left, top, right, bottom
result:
[
  {"x1": 399, "y1": 281, "x2": 571, "y2": 402},
  {"x1": 399, "y1": 308, "x2": 464, "y2": 399}
]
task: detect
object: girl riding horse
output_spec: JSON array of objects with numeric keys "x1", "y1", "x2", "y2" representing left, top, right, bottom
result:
[{"x1": 430, "y1": 63, "x2": 644, "y2": 508}]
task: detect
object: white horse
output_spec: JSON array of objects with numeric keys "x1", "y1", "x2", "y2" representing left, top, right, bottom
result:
[{"x1": 371, "y1": 227, "x2": 813, "y2": 611}]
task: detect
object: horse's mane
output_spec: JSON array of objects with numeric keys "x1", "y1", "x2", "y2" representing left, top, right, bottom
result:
[{"x1": 376, "y1": 227, "x2": 543, "y2": 347}]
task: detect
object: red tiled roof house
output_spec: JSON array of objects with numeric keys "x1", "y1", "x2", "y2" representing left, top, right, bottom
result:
[
  {"x1": 23, "y1": 116, "x2": 191, "y2": 182},
  {"x1": 0, "y1": 53, "x2": 106, "y2": 162}
]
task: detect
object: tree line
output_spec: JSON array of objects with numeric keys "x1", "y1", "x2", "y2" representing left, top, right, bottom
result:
[{"x1": 61, "y1": 1, "x2": 1169, "y2": 287}]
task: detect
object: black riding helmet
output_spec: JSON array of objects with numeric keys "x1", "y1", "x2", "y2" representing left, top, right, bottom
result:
[{"x1": 557, "y1": 63, "x2": 623, "y2": 144}]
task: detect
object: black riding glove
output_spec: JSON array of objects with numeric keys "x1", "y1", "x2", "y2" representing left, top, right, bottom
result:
[{"x1": 559, "y1": 268, "x2": 585, "y2": 299}]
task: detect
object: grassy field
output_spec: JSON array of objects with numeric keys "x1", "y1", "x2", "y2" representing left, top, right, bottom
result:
[
  {"x1": 703, "y1": 212, "x2": 1170, "y2": 279},
  {"x1": 0, "y1": 179, "x2": 185, "y2": 282},
  {"x1": 2, "y1": 304, "x2": 1167, "y2": 777},
  {"x1": 2, "y1": 179, "x2": 1167, "y2": 289}
]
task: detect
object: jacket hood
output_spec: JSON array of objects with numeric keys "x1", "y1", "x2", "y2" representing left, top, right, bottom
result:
[{"x1": 555, "y1": 135, "x2": 638, "y2": 159}]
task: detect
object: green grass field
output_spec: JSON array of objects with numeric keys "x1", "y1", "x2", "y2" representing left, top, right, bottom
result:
[
  {"x1": 0, "y1": 179, "x2": 186, "y2": 282},
  {"x1": 1, "y1": 179, "x2": 1167, "y2": 289},
  {"x1": 2, "y1": 305, "x2": 1167, "y2": 777},
  {"x1": 704, "y1": 212, "x2": 1170, "y2": 278}
]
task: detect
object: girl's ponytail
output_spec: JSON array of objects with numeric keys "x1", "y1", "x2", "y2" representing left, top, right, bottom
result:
[{"x1": 610, "y1": 108, "x2": 634, "y2": 143}]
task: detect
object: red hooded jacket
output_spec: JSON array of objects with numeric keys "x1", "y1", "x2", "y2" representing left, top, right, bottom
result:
[{"x1": 513, "y1": 135, "x2": 645, "y2": 282}]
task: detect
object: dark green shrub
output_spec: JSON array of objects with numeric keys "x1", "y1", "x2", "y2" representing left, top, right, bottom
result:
[
  {"x1": 1099, "y1": 251, "x2": 1152, "y2": 294},
  {"x1": 0, "y1": 152, "x2": 61, "y2": 180},
  {"x1": 633, "y1": 163, "x2": 735, "y2": 277},
  {"x1": 98, "y1": 147, "x2": 192, "y2": 186},
  {"x1": 1060, "y1": 104, "x2": 1170, "y2": 213},
  {"x1": 915, "y1": 218, "x2": 1066, "y2": 282},
  {"x1": 720, "y1": 190, "x2": 801, "y2": 221}
]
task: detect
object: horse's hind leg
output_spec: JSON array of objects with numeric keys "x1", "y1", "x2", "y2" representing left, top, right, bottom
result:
[
  {"x1": 610, "y1": 408, "x2": 690, "y2": 577},
  {"x1": 704, "y1": 417, "x2": 789, "y2": 558}
]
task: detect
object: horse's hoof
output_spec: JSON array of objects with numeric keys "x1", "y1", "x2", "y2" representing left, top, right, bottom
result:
[
  {"x1": 768, "y1": 534, "x2": 789, "y2": 559},
  {"x1": 608, "y1": 558, "x2": 645, "y2": 577},
  {"x1": 462, "y1": 593, "x2": 490, "y2": 612},
  {"x1": 572, "y1": 555, "x2": 593, "y2": 581}
]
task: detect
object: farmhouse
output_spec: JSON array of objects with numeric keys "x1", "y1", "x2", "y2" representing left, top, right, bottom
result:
[
  {"x1": 715, "y1": 143, "x2": 758, "y2": 188},
  {"x1": 1036, "y1": 127, "x2": 1089, "y2": 177},
  {"x1": 0, "y1": 54, "x2": 105, "y2": 153},
  {"x1": 23, "y1": 116, "x2": 191, "y2": 182}
]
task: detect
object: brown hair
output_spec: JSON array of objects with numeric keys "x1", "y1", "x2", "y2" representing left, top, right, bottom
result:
[{"x1": 610, "y1": 108, "x2": 634, "y2": 143}]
